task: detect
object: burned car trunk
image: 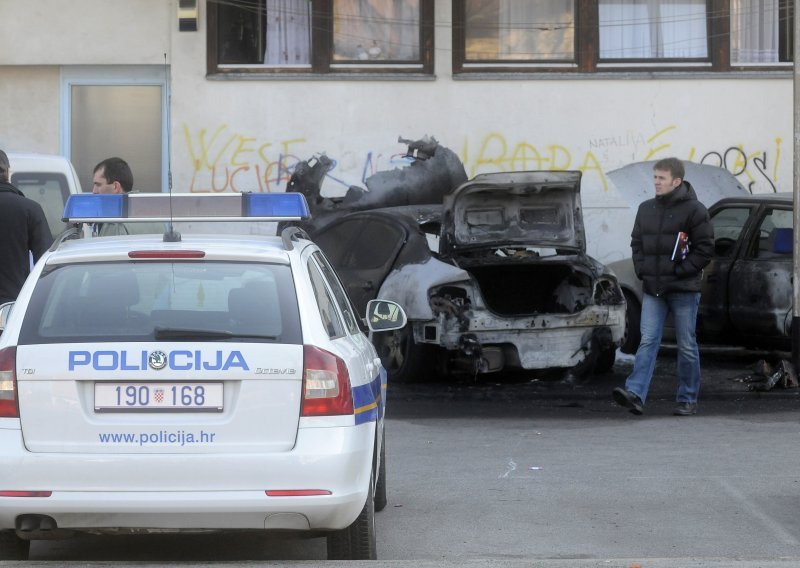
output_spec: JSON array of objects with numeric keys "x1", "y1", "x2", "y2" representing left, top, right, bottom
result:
[
  {"x1": 464, "y1": 262, "x2": 598, "y2": 316},
  {"x1": 287, "y1": 138, "x2": 626, "y2": 382}
]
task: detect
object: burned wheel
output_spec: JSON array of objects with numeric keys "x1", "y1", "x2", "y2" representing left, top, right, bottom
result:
[
  {"x1": 594, "y1": 346, "x2": 616, "y2": 374},
  {"x1": 373, "y1": 326, "x2": 435, "y2": 383},
  {"x1": 621, "y1": 290, "x2": 641, "y2": 355}
]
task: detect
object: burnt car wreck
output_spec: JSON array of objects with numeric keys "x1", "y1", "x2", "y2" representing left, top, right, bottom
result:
[{"x1": 286, "y1": 137, "x2": 626, "y2": 382}]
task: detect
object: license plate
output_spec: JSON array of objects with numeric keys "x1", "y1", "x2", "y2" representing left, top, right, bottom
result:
[{"x1": 95, "y1": 382, "x2": 223, "y2": 412}]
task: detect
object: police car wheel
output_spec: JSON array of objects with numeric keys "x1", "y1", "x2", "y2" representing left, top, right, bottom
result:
[
  {"x1": 0, "y1": 530, "x2": 29, "y2": 561},
  {"x1": 375, "y1": 431, "x2": 387, "y2": 512},
  {"x1": 327, "y1": 470, "x2": 377, "y2": 560},
  {"x1": 373, "y1": 326, "x2": 435, "y2": 383}
]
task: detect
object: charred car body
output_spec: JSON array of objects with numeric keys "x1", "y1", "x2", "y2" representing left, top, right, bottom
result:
[
  {"x1": 611, "y1": 191, "x2": 793, "y2": 354},
  {"x1": 287, "y1": 139, "x2": 626, "y2": 382}
]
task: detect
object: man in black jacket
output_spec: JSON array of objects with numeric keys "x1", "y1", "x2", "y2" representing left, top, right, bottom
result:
[
  {"x1": 0, "y1": 149, "x2": 53, "y2": 305},
  {"x1": 613, "y1": 157, "x2": 714, "y2": 416}
]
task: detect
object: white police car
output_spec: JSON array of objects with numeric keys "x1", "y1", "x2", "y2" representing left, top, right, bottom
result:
[{"x1": 0, "y1": 192, "x2": 406, "y2": 561}]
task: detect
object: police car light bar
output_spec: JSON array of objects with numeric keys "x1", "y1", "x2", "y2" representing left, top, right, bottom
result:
[{"x1": 62, "y1": 193, "x2": 311, "y2": 223}]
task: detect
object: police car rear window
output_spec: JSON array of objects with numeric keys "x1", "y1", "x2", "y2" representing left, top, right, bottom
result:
[{"x1": 18, "y1": 261, "x2": 302, "y2": 345}]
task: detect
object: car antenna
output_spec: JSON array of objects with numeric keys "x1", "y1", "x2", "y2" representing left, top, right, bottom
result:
[{"x1": 163, "y1": 52, "x2": 180, "y2": 243}]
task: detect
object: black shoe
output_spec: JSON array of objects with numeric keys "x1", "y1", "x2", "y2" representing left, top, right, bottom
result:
[
  {"x1": 612, "y1": 387, "x2": 644, "y2": 415},
  {"x1": 673, "y1": 402, "x2": 697, "y2": 416}
]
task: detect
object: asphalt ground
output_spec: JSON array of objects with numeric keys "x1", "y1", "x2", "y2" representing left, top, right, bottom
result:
[{"x1": 386, "y1": 346, "x2": 800, "y2": 412}]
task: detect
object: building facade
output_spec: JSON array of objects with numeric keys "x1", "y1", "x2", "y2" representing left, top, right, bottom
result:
[{"x1": 0, "y1": 0, "x2": 792, "y2": 261}]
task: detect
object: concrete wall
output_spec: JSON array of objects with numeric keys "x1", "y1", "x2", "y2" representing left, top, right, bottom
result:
[
  {"x1": 0, "y1": 0, "x2": 170, "y2": 65},
  {"x1": 0, "y1": 0, "x2": 792, "y2": 262}
]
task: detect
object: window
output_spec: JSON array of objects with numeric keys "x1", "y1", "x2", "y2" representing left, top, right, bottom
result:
[
  {"x1": 208, "y1": 0, "x2": 434, "y2": 76},
  {"x1": 20, "y1": 262, "x2": 302, "y2": 344},
  {"x1": 307, "y1": 258, "x2": 345, "y2": 338},
  {"x1": 709, "y1": 206, "x2": 751, "y2": 257},
  {"x1": 11, "y1": 172, "x2": 71, "y2": 240},
  {"x1": 599, "y1": 0, "x2": 708, "y2": 60},
  {"x1": 313, "y1": 252, "x2": 361, "y2": 334},
  {"x1": 730, "y1": 0, "x2": 793, "y2": 64},
  {"x1": 453, "y1": 0, "x2": 793, "y2": 74},
  {"x1": 750, "y1": 208, "x2": 793, "y2": 259}
]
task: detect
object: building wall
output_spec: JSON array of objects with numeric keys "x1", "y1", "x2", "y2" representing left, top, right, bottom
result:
[
  {"x1": 0, "y1": 0, "x2": 792, "y2": 262},
  {"x1": 0, "y1": 0, "x2": 170, "y2": 65}
]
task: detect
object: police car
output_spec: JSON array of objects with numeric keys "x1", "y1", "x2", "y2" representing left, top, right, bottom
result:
[{"x1": 0, "y1": 192, "x2": 406, "y2": 561}]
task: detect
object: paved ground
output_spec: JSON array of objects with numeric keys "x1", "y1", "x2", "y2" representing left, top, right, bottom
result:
[{"x1": 388, "y1": 346, "x2": 800, "y2": 410}]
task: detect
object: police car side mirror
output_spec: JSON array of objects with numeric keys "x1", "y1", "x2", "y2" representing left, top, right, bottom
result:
[
  {"x1": 0, "y1": 302, "x2": 13, "y2": 334},
  {"x1": 366, "y1": 300, "x2": 407, "y2": 332}
]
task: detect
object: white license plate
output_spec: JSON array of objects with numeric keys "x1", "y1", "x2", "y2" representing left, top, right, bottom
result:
[{"x1": 95, "y1": 382, "x2": 223, "y2": 412}]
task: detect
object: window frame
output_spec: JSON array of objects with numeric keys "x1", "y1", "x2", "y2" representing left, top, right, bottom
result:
[
  {"x1": 207, "y1": 0, "x2": 435, "y2": 78},
  {"x1": 452, "y1": 0, "x2": 792, "y2": 75}
]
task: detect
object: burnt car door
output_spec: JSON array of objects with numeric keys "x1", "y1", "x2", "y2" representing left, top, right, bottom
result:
[
  {"x1": 311, "y1": 214, "x2": 407, "y2": 316},
  {"x1": 696, "y1": 204, "x2": 755, "y2": 341},
  {"x1": 726, "y1": 206, "x2": 793, "y2": 347}
]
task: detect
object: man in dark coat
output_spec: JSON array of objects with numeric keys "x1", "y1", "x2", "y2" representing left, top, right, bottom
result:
[
  {"x1": 0, "y1": 149, "x2": 53, "y2": 304},
  {"x1": 613, "y1": 157, "x2": 714, "y2": 416}
]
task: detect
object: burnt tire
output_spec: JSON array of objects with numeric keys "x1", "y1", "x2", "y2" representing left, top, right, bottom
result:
[
  {"x1": 621, "y1": 290, "x2": 641, "y2": 355},
  {"x1": 375, "y1": 430, "x2": 387, "y2": 512},
  {"x1": 594, "y1": 347, "x2": 616, "y2": 374},
  {"x1": 327, "y1": 471, "x2": 377, "y2": 560},
  {"x1": 373, "y1": 326, "x2": 436, "y2": 383},
  {"x1": 0, "y1": 530, "x2": 29, "y2": 560}
]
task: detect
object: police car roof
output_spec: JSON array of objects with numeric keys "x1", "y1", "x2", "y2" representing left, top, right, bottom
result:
[{"x1": 46, "y1": 233, "x2": 299, "y2": 265}]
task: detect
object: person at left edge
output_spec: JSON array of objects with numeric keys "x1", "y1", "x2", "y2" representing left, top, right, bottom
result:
[{"x1": 0, "y1": 149, "x2": 53, "y2": 304}]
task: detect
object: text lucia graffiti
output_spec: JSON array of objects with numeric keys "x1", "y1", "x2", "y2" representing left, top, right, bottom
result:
[{"x1": 68, "y1": 350, "x2": 249, "y2": 371}]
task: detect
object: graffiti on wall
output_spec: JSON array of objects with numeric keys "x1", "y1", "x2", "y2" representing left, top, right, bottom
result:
[
  {"x1": 183, "y1": 124, "x2": 306, "y2": 193},
  {"x1": 182, "y1": 123, "x2": 784, "y2": 196}
]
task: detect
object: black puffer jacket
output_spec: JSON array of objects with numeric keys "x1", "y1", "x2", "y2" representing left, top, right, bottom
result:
[
  {"x1": 631, "y1": 181, "x2": 713, "y2": 297},
  {"x1": 0, "y1": 181, "x2": 53, "y2": 304}
]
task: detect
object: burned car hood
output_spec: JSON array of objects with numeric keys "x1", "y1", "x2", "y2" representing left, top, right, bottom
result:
[{"x1": 440, "y1": 171, "x2": 585, "y2": 255}]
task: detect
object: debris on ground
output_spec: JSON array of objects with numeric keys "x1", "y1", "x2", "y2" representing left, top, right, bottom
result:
[{"x1": 731, "y1": 358, "x2": 799, "y2": 391}]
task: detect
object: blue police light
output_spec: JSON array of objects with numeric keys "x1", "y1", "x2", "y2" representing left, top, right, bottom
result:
[
  {"x1": 245, "y1": 193, "x2": 310, "y2": 219},
  {"x1": 63, "y1": 192, "x2": 310, "y2": 224},
  {"x1": 62, "y1": 194, "x2": 125, "y2": 222}
]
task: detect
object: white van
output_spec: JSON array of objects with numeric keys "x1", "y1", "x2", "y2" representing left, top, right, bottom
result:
[{"x1": 8, "y1": 153, "x2": 83, "y2": 239}]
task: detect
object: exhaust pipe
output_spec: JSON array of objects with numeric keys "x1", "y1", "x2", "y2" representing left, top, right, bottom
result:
[{"x1": 16, "y1": 514, "x2": 57, "y2": 532}]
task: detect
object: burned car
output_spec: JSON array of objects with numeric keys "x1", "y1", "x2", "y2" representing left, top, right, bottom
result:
[
  {"x1": 611, "y1": 191, "x2": 793, "y2": 354},
  {"x1": 287, "y1": 140, "x2": 626, "y2": 382}
]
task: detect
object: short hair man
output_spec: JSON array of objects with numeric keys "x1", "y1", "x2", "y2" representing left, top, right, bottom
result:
[
  {"x1": 612, "y1": 157, "x2": 714, "y2": 416},
  {"x1": 91, "y1": 157, "x2": 133, "y2": 236},
  {"x1": 92, "y1": 157, "x2": 133, "y2": 194},
  {"x1": 0, "y1": 149, "x2": 53, "y2": 304}
]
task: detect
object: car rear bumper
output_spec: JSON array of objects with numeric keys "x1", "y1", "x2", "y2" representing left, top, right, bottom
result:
[
  {"x1": 430, "y1": 305, "x2": 626, "y2": 369},
  {"x1": 0, "y1": 424, "x2": 375, "y2": 532}
]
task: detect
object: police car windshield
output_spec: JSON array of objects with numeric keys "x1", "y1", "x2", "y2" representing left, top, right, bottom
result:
[{"x1": 18, "y1": 261, "x2": 302, "y2": 345}]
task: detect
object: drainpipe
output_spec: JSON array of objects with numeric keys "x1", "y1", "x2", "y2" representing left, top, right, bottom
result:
[{"x1": 793, "y1": 0, "x2": 800, "y2": 371}]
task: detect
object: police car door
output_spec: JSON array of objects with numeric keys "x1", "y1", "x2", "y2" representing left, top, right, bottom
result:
[
  {"x1": 312, "y1": 251, "x2": 383, "y2": 424},
  {"x1": 304, "y1": 249, "x2": 379, "y2": 426}
]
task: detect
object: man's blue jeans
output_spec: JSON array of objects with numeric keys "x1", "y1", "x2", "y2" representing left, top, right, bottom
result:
[{"x1": 625, "y1": 291, "x2": 701, "y2": 405}]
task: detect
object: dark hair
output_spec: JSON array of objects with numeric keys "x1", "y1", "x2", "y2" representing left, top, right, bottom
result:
[
  {"x1": 653, "y1": 157, "x2": 684, "y2": 182},
  {"x1": 93, "y1": 157, "x2": 133, "y2": 192}
]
